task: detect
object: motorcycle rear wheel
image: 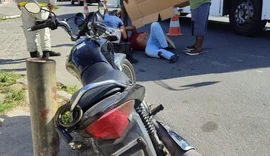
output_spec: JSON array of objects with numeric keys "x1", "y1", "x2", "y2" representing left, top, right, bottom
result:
[{"x1": 121, "y1": 59, "x2": 136, "y2": 84}]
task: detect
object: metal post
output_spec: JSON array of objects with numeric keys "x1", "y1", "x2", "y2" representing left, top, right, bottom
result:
[{"x1": 26, "y1": 58, "x2": 59, "y2": 156}]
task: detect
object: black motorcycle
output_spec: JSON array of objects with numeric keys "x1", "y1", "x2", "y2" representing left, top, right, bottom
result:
[{"x1": 24, "y1": 2, "x2": 202, "y2": 156}]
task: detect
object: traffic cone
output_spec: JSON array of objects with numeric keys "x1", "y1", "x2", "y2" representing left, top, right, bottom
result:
[
  {"x1": 84, "y1": 0, "x2": 89, "y2": 16},
  {"x1": 167, "y1": 8, "x2": 183, "y2": 36}
]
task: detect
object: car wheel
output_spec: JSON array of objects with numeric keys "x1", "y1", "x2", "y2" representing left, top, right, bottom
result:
[{"x1": 229, "y1": 0, "x2": 266, "y2": 36}]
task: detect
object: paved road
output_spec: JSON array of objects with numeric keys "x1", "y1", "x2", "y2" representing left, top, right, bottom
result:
[{"x1": 1, "y1": 2, "x2": 270, "y2": 156}]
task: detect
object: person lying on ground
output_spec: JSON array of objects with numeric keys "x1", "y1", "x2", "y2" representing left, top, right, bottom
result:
[
  {"x1": 103, "y1": 11, "x2": 178, "y2": 63},
  {"x1": 128, "y1": 22, "x2": 179, "y2": 63}
]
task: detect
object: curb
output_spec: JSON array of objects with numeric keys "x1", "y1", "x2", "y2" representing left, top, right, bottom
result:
[{"x1": 0, "y1": 15, "x2": 21, "y2": 20}]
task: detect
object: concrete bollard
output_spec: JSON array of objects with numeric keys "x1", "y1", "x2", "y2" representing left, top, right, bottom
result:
[{"x1": 26, "y1": 58, "x2": 59, "y2": 156}]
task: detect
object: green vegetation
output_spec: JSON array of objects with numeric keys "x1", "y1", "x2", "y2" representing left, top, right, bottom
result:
[
  {"x1": 60, "y1": 111, "x2": 73, "y2": 125},
  {"x1": 57, "y1": 82, "x2": 78, "y2": 95},
  {"x1": 54, "y1": 5, "x2": 59, "y2": 10},
  {"x1": 0, "y1": 70, "x2": 25, "y2": 114}
]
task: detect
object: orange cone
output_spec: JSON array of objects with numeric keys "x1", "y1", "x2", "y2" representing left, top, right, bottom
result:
[
  {"x1": 84, "y1": 0, "x2": 89, "y2": 16},
  {"x1": 167, "y1": 8, "x2": 183, "y2": 36}
]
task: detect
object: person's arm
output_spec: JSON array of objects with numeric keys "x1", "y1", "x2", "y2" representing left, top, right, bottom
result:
[
  {"x1": 120, "y1": 26, "x2": 128, "y2": 40},
  {"x1": 48, "y1": 0, "x2": 57, "y2": 11},
  {"x1": 125, "y1": 26, "x2": 137, "y2": 34}
]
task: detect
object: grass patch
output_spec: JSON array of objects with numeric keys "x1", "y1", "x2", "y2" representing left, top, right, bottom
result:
[
  {"x1": 0, "y1": 17, "x2": 6, "y2": 21},
  {"x1": 0, "y1": 70, "x2": 21, "y2": 87},
  {"x1": 54, "y1": 5, "x2": 59, "y2": 10},
  {"x1": 0, "y1": 15, "x2": 21, "y2": 21},
  {"x1": 0, "y1": 70, "x2": 25, "y2": 114},
  {"x1": 57, "y1": 82, "x2": 78, "y2": 95}
]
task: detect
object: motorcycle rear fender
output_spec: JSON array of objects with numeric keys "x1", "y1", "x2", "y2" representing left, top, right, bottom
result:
[{"x1": 114, "y1": 53, "x2": 126, "y2": 71}]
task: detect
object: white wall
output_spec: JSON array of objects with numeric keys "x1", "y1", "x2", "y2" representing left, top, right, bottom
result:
[
  {"x1": 180, "y1": 0, "x2": 224, "y2": 16},
  {"x1": 262, "y1": 0, "x2": 270, "y2": 20}
]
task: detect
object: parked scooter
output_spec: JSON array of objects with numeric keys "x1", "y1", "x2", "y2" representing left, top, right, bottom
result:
[{"x1": 24, "y1": 2, "x2": 202, "y2": 156}]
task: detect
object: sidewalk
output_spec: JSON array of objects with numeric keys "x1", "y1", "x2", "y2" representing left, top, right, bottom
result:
[
  {"x1": 0, "y1": 0, "x2": 21, "y2": 17},
  {"x1": 0, "y1": 1, "x2": 81, "y2": 87}
]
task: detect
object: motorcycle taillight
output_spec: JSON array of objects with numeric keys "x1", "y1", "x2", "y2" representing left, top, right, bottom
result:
[{"x1": 85, "y1": 100, "x2": 134, "y2": 140}]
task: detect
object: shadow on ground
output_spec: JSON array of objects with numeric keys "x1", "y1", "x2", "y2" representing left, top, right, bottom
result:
[
  {"x1": 0, "y1": 58, "x2": 27, "y2": 72},
  {"x1": 0, "y1": 114, "x2": 98, "y2": 156},
  {"x1": 0, "y1": 58, "x2": 26, "y2": 65}
]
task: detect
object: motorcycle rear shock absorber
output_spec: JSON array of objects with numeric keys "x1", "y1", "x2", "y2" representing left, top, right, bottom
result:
[{"x1": 136, "y1": 102, "x2": 166, "y2": 155}]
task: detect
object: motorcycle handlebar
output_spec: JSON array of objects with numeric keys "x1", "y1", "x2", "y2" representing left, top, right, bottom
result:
[
  {"x1": 57, "y1": 21, "x2": 78, "y2": 41},
  {"x1": 27, "y1": 19, "x2": 78, "y2": 41},
  {"x1": 92, "y1": 22, "x2": 107, "y2": 34},
  {"x1": 27, "y1": 21, "x2": 50, "y2": 31},
  {"x1": 27, "y1": 16, "x2": 113, "y2": 42}
]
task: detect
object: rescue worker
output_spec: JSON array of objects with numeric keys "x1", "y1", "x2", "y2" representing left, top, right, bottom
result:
[
  {"x1": 16, "y1": 0, "x2": 61, "y2": 58},
  {"x1": 103, "y1": 10, "x2": 139, "y2": 64}
]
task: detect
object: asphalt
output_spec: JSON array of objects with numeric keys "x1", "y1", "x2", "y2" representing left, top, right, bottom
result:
[{"x1": 1, "y1": 1, "x2": 270, "y2": 156}]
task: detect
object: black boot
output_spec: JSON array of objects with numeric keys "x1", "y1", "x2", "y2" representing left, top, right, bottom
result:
[
  {"x1": 30, "y1": 51, "x2": 40, "y2": 58},
  {"x1": 170, "y1": 54, "x2": 179, "y2": 63},
  {"x1": 42, "y1": 51, "x2": 50, "y2": 59},
  {"x1": 43, "y1": 50, "x2": 61, "y2": 57},
  {"x1": 125, "y1": 43, "x2": 138, "y2": 64}
]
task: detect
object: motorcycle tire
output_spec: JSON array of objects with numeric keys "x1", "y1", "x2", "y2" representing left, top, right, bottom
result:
[{"x1": 121, "y1": 59, "x2": 136, "y2": 84}]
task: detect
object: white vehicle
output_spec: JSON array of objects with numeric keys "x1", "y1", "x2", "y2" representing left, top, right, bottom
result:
[{"x1": 180, "y1": 0, "x2": 270, "y2": 36}]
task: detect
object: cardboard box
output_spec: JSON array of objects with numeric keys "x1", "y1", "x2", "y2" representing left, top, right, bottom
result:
[{"x1": 124, "y1": 0, "x2": 189, "y2": 28}]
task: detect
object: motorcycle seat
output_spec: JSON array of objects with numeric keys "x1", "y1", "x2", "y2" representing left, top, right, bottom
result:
[{"x1": 70, "y1": 62, "x2": 131, "y2": 112}]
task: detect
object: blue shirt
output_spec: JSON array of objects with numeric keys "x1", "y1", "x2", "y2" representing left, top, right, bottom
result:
[{"x1": 103, "y1": 13, "x2": 124, "y2": 29}]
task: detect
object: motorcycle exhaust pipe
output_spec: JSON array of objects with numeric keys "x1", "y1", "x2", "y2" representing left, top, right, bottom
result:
[{"x1": 154, "y1": 120, "x2": 202, "y2": 156}]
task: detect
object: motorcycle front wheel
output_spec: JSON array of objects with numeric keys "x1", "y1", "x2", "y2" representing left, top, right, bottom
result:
[{"x1": 121, "y1": 59, "x2": 136, "y2": 84}]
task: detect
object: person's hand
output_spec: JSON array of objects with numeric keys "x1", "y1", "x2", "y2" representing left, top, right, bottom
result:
[
  {"x1": 17, "y1": 5, "x2": 21, "y2": 10},
  {"x1": 124, "y1": 0, "x2": 128, "y2": 3},
  {"x1": 48, "y1": 3, "x2": 54, "y2": 11}
]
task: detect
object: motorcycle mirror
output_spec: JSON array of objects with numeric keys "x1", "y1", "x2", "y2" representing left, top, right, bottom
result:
[
  {"x1": 74, "y1": 13, "x2": 85, "y2": 26},
  {"x1": 98, "y1": 2, "x2": 107, "y2": 16},
  {"x1": 25, "y1": 2, "x2": 41, "y2": 14}
]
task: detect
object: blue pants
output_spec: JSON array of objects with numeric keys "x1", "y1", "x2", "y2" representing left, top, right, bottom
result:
[
  {"x1": 191, "y1": 3, "x2": 211, "y2": 36},
  {"x1": 145, "y1": 22, "x2": 175, "y2": 60}
]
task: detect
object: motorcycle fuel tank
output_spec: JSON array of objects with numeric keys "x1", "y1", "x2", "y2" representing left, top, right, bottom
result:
[{"x1": 66, "y1": 38, "x2": 110, "y2": 81}]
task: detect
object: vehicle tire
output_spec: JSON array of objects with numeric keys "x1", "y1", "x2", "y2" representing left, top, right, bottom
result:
[
  {"x1": 79, "y1": 1, "x2": 84, "y2": 6},
  {"x1": 229, "y1": 0, "x2": 266, "y2": 37},
  {"x1": 121, "y1": 59, "x2": 136, "y2": 84}
]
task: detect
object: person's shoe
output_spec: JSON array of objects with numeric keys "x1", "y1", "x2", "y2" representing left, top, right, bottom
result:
[
  {"x1": 127, "y1": 57, "x2": 139, "y2": 64},
  {"x1": 43, "y1": 51, "x2": 61, "y2": 57},
  {"x1": 42, "y1": 51, "x2": 50, "y2": 59},
  {"x1": 170, "y1": 54, "x2": 179, "y2": 63},
  {"x1": 30, "y1": 51, "x2": 40, "y2": 58},
  {"x1": 186, "y1": 48, "x2": 204, "y2": 56},
  {"x1": 185, "y1": 45, "x2": 196, "y2": 51}
]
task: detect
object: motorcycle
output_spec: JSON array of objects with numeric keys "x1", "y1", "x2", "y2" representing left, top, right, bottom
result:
[{"x1": 24, "y1": 2, "x2": 202, "y2": 156}]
